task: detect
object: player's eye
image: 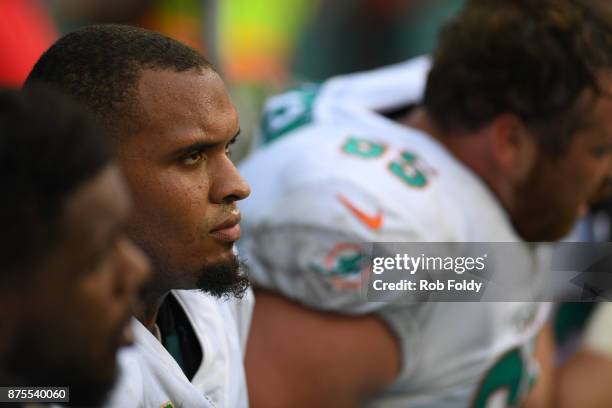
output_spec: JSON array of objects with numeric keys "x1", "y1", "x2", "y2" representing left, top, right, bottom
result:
[{"x1": 182, "y1": 151, "x2": 205, "y2": 166}]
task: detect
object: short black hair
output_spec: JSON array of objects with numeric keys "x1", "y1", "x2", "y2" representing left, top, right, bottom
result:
[
  {"x1": 0, "y1": 86, "x2": 111, "y2": 280},
  {"x1": 424, "y1": 0, "x2": 612, "y2": 156},
  {"x1": 24, "y1": 24, "x2": 212, "y2": 137}
]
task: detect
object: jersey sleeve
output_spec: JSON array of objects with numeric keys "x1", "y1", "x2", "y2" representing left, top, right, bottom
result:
[{"x1": 239, "y1": 179, "x2": 424, "y2": 315}]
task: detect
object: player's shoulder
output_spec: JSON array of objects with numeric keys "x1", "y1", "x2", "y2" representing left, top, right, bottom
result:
[
  {"x1": 259, "y1": 55, "x2": 431, "y2": 145},
  {"x1": 318, "y1": 55, "x2": 431, "y2": 113},
  {"x1": 171, "y1": 291, "x2": 250, "y2": 407},
  {"x1": 241, "y1": 130, "x2": 468, "y2": 243}
]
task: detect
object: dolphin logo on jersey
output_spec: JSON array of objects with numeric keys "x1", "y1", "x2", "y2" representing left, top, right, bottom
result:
[{"x1": 308, "y1": 242, "x2": 371, "y2": 290}]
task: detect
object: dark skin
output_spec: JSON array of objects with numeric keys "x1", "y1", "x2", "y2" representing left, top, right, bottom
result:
[
  {"x1": 115, "y1": 68, "x2": 251, "y2": 331},
  {"x1": 0, "y1": 165, "x2": 150, "y2": 406}
]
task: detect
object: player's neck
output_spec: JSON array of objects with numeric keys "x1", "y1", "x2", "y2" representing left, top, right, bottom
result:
[
  {"x1": 400, "y1": 108, "x2": 513, "y2": 209},
  {"x1": 137, "y1": 291, "x2": 169, "y2": 335},
  {"x1": 400, "y1": 107, "x2": 486, "y2": 164},
  {"x1": 401, "y1": 107, "x2": 444, "y2": 142}
]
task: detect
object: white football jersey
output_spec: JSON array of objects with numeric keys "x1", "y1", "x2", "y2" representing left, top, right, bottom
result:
[
  {"x1": 106, "y1": 289, "x2": 253, "y2": 408},
  {"x1": 238, "y1": 57, "x2": 551, "y2": 407}
]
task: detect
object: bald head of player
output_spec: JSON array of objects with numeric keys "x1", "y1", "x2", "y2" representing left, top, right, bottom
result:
[
  {"x1": 24, "y1": 25, "x2": 251, "y2": 330},
  {"x1": 408, "y1": 0, "x2": 612, "y2": 241},
  {"x1": 0, "y1": 87, "x2": 150, "y2": 406}
]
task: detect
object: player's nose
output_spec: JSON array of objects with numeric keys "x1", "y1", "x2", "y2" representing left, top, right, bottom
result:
[{"x1": 211, "y1": 159, "x2": 251, "y2": 205}]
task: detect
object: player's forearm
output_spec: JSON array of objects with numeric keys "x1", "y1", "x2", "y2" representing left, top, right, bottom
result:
[{"x1": 246, "y1": 290, "x2": 400, "y2": 407}]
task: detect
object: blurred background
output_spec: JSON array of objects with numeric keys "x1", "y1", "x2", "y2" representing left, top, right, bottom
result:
[
  {"x1": 4, "y1": 0, "x2": 612, "y2": 394},
  {"x1": 0, "y1": 0, "x2": 465, "y2": 160}
]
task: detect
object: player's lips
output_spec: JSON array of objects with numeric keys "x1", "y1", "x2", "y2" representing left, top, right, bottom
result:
[{"x1": 210, "y1": 213, "x2": 241, "y2": 242}]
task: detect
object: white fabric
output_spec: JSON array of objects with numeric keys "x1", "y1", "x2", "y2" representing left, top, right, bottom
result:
[
  {"x1": 584, "y1": 302, "x2": 612, "y2": 358},
  {"x1": 105, "y1": 289, "x2": 253, "y2": 408},
  {"x1": 238, "y1": 57, "x2": 551, "y2": 407}
]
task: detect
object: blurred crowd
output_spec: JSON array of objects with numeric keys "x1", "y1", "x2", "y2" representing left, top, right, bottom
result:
[{"x1": 0, "y1": 0, "x2": 465, "y2": 160}]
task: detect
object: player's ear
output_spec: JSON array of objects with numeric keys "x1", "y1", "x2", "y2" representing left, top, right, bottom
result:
[{"x1": 489, "y1": 113, "x2": 537, "y2": 184}]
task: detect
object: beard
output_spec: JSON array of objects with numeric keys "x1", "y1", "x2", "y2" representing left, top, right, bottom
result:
[
  {"x1": 3, "y1": 324, "x2": 117, "y2": 407},
  {"x1": 512, "y1": 160, "x2": 580, "y2": 241},
  {"x1": 196, "y1": 253, "x2": 250, "y2": 299}
]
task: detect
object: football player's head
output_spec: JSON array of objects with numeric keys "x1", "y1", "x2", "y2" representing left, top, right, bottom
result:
[
  {"x1": 423, "y1": 0, "x2": 612, "y2": 240},
  {"x1": 25, "y1": 25, "x2": 251, "y2": 301},
  {"x1": 0, "y1": 87, "x2": 150, "y2": 406}
]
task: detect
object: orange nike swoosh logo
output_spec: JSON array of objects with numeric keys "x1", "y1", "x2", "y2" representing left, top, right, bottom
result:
[{"x1": 337, "y1": 194, "x2": 383, "y2": 230}]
